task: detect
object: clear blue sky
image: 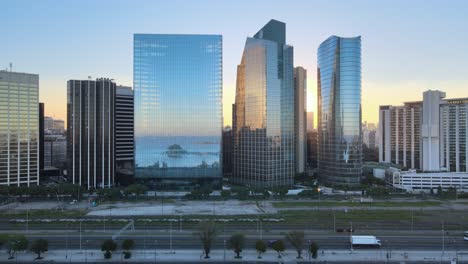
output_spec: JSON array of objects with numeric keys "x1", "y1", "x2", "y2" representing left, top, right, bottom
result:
[{"x1": 2, "y1": 0, "x2": 468, "y2": 125}]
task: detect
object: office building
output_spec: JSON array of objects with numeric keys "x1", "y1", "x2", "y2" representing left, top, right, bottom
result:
[
  {"x1": 44, "y1": 116, "x2": 54, "y2": 132},
  {"x1": 294, "y1": 67, "x2": 307, "y2": 174},
  {"x1": 134, "y1": 34, "x2": 223, "y2": 189},
  {"x1": 44, "y1": 134, "x2": 66, "y2": 169},
  {"x1": 379, "y1": 90, "x2": 468, "y2": 173},
  {"x1": 307, "y1": 112, "x2": 314, "y2": 131},
  {"x1": 307, "y1": 130, "x2": 318, "y2": 169},
  {"x1": 222, "y1": 126, "x2": 233, "y2": 177},
  {"x1": 53, "y1": 119, "x2": 65, "y2": 134},
  {"x1": 0, "y1": 71, "x2": 39, "y2": 186},
  {"x1": 115, "y1": 85, "x2": 134, "y2": 186},
  {"x1": 39, "y1": 103, "x2": 44, "y2": 173},
  {"x1": 67, "y1": 78, "x2": 115, "y2": 189},
  {"x1": 232, "y1": 19, "x2": 295, "y2": 188},
  {"x1": 317, "y1": 36, "x2": 362, "y2": 186}
]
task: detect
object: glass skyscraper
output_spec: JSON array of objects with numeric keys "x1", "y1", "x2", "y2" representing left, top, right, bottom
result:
[
  {"x1": 0, "y1": 71, "x2": 39, "y2": 186},
  {"x1": 317, "y1": 36, "x2": 362, "y2": 186},
  {"x1": 232, "y1": 20, "x2": 295, "y2": 188},
  {"x1": 134, "y1": 34, "x2": 223, "y2": 189}
]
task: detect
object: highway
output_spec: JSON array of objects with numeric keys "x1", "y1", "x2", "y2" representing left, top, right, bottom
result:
[{"x1": 8, "y1": 229, "x2": 467, "y2": 251}]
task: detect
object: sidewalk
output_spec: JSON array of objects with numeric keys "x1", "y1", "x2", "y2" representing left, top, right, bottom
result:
[{"x1": 0, "y1": 249, "x2": 466, "y2": 263}]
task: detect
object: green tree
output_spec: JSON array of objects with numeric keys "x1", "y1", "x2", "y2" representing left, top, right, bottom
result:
[
  {"x1": 6, "y1": 234, "x2": 28, "y2": 259},
  {"x1": 101, "y1": 239, "x2": 117, "y2": 259},
  {"x1": 286, "y1": 230, "x2": 305, "y2": 258},
  {"x1": 255, "y1": 240, "x2": 267, "y2": 259},
  {"x1": 121, "y1": 239, "x2": 134, "y2": 259},
  {"x1": 228, "y1": 234, "x2": 245, "y2": 259},
  {"x1": 309, "y1": 241, "x2": 319, "y2": 260},
  {"x1": 272, "y1": 240, "x2": 285, "y2": 258},
  {"x1": 274, "y1": 187, "x2": 289, "y2": 198},
  {"x1": 220, "y1": 190, "x2": 231, "y2": 200},
  {"x1": 30, "y1": 239, "x2": 48, "y2": 259},
  {"x1": 124, "y1": 184, "x2": 148, "y2": 198},
  {"x1": 195, "y1": 221, "x2": 217, "y2": 259}
]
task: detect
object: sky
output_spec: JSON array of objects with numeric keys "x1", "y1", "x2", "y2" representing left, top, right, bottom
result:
[{"x1": 2, "y1": 0, "x2": 468, "y2": 127}]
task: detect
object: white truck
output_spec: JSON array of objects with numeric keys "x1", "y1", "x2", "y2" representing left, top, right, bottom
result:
[{"x1": 350, "y1": 235, "x2": 382, "y2": 247}]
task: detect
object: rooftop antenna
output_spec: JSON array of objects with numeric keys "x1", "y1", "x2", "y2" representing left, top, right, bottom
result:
[
  {"x1": 88, "y1": 76, "x2": 92, "y2": 80},
  {"x1": 9, "y1": 63, "x2": 12, "y2": 72}
]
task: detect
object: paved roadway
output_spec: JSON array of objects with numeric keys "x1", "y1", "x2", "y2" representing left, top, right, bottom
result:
[{"x1": 14, "y1": 231, "x2": 468, "y2": 251}]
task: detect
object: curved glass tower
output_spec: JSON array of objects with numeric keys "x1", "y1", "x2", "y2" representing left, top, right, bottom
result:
[
  {"x1": 232, "y1": 20, "x2": 295, "y2": 188},
  {"x1": 317, "y1": 36, "x2": 362, "y2": 186}
]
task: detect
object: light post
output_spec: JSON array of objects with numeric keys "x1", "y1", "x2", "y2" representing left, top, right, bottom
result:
[
  {"x1": 308, "y1": 240, "x2": 311, "y2": 262},
  {"x1": 154, "y1": 240, "x2": 157, "y2": 264},
  {"x1": 85, "y1": 240, "x2": 89, "y2": 264},
  {"x1": 79, "y1": 220, "x2": 83, "y2": 251},
  {"x1": 223, "y1": 239, "x2": 226, "y2": 262},
  {"x1": 318, "y1": 187, "x2": 321, "y2": 207}
]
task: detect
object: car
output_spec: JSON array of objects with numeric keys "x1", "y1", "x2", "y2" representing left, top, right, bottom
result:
[
  {"x1": 268, "y1": 240, "x2": 278, "y2": 248},
  {"x1": 464, "y1": 231, "x2": 468, "y2": 241}
]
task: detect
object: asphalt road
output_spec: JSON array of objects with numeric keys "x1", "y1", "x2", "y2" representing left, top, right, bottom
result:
[{"x1": 14, "y1": 231, "x2": 468, "y2": 251}]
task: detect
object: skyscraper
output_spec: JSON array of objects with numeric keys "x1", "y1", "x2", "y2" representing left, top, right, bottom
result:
[
  {"x1": 317, "y1": 36, "x2": 362, "y2": 186},
  {"x1": 307, "y1": 112, "x2": 314, "y2": 131},
  {"x1": 115, "y1": 85, "x2": 134, "y2": 185},
  {"x1": 134, "y1": 34, "x2": 223, "y2": 190},
  {"x1": 294, "y1": 67, "x2": 307, "y2": 174},
  {"x1": 0, "y1": 71, "x2": 39, "y2": 186},
  {"x1": 232, "y1": 19, "x2": 295, "y2": 188},
  {"x1": 67, "y1": 78, "x2": 115, "y2": 189},
  {"x1": 379, "y1": 90, "x2": 468, "y2": 172}
]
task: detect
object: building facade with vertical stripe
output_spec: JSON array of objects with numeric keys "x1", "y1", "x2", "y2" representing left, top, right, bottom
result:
[
  {"x1": 115, "y1": 85, "x2": 134, "y2": 185},
  {"x1": 0, "y1": 71, "x2": 39, "y2": 186},
  {"x1": 67, "y1": 78, "x2": 115, "y2": 189},
  {"x1": 379, "y1": 90, "x2": 468, "y2": 173}
]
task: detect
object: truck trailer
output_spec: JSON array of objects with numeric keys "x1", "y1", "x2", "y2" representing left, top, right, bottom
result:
[{"x1": 350, "y1": 235, "x2": 381, "y2": 247}]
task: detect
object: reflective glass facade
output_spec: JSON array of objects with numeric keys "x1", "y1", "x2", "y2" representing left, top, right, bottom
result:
[
  {"x1": 0, "y1": 71, "x2": 39, "y2": 186},
  {"x1": 134, "y1": 34, "x2": 222, "y2": 189},
  {"x1": 317, "y1": 36, "x2": 362, "y2": 185},
  {"x1": 232, "y1": 20, "x2": 295, "y2": 188}
]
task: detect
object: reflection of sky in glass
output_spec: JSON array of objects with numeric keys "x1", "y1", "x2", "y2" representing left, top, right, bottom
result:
[
  {"x1": 317, "y1": 36, "x2": 362, "y2": 185},
  {"x1": 134, "y1": 34, "x2": 222, "y2": 178}
]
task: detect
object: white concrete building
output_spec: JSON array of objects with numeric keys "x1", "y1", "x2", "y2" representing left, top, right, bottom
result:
[
  {"x1": 379, "y1": 90, "x2": 468, "y2": 173},
  {"x1": 387, "y1": 169, "x2": 468, "y2": 192}
]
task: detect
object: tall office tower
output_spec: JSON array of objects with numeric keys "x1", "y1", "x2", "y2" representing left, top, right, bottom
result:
[
  {"x1": 379, "y1": 90, "x2": 468, "y2": 172},
  {"x1": 294, "y1": 67, "x2": 307, "y2": 174},
  {"x1": 368, "y1": 130, "x2": 376, "y2": 149},
  {"x1": 134, "y1": 34, "x2": 223, "y2": 190},
  {"x1": 67, "y1": 78, "x2": 115, "y2": 189},
  {"x1": 232, "y1": 19, "x2": 295, "y2": 188},
  {"x1": 39, "y1": 103, "x2": 45, "y2": 173},
  {"x1": 0, "y1": 71, "x2": 39, "y2": 186},
  {"x1": 307, "y1": 112, "x2": 314, "y2": 131},
  {"x1": 115, "y1": 85, "x2": 134, "y2": 186},
  {"x1": 317, "y1": 36, "x2": 362, "y2": 186}
]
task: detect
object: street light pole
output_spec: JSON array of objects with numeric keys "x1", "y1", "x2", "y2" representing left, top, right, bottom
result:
[{"x1": 79, "y1": 220, "x2": 82, "y2": 251}]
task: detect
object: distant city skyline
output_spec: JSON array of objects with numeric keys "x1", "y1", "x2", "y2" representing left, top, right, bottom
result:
[{"x1": 2, "y1": 0, "x2": 468, "y2": 127}]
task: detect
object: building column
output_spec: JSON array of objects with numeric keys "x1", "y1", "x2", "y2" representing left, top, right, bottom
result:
[
  {"x1": 395, "y1": 109, "x2": 399, "y2": 164},
  {"x1": 403, "y1": 108, "x2": 407, "y2": 167},
  {"x1": 456, "y1": 106, "x2": 460, "y2": 172},
  {"x1": 411, "y1": 108, "x2": 415, "y2": 169}
]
